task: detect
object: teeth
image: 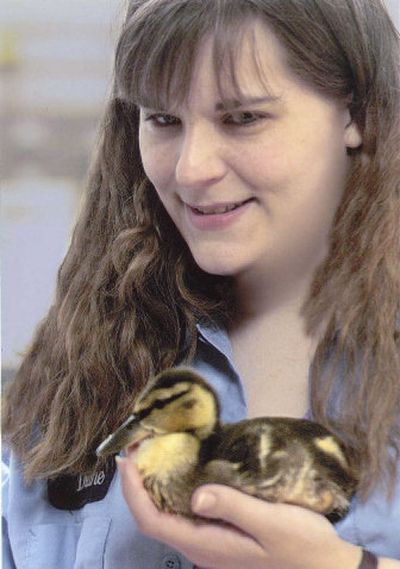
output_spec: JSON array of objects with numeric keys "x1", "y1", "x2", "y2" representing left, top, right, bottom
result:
[{"x1": 194, "y1": 203, "x2": 242, "y2": 215}]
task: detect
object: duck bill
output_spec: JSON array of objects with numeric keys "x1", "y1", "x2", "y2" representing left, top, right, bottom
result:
[{"x1": 96, "y1": 415, "x2": 151, "y2": 457}]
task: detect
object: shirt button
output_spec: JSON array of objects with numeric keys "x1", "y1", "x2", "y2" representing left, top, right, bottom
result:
[{"x1": 161, "y1": 554, "x2": 181, "y2": 569}]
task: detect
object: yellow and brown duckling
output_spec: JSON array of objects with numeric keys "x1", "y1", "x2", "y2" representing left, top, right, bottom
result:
[{"x1": 97, "y1": 368, "x2": 357, "y2": 521}]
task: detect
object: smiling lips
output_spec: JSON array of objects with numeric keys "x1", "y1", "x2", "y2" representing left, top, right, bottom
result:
[
  {"x1": 185, "y1": 198, "x2": 254, "y2": 230},
  {"x1": 189, "y1": 198, "x2": 254, "y2": 215}
]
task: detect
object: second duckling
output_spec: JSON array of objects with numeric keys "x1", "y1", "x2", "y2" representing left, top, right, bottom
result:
[{"x1": 97, "y1": 368, "x2": 357, "y2": 520}]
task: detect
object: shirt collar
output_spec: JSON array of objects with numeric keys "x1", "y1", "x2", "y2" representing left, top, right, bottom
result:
[
  {"x1": 196, "y1": 319, "x2": 314, "y2": 421},
  {"x1": 196, "y1": 320, "x2": 233, "y2": 361}
]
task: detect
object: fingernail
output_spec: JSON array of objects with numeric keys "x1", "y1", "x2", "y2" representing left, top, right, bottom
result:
[
  {"x1": 192, "y1": 491, "x2": 217, "y2": 514},
  {"x1": 115, "y1": 455, "x2": 126, "y2": 468}
]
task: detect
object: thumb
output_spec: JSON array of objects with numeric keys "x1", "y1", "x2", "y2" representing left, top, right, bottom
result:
[
  {"x1": 191, "y1": 484, "x2": 329, "y2": 541},
  {"x1": 191, "y1": 484, "x2": 271, "y2": 535}
]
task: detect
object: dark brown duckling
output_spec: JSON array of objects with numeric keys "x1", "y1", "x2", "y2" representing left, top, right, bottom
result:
[{"x1": 97, "y1": 368, "x2": 357, "y2": 521}]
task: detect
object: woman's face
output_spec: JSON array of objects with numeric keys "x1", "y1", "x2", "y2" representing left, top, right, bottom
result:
[{"x1": 139, "y1": 22, "x2": 362, "y2": 281}]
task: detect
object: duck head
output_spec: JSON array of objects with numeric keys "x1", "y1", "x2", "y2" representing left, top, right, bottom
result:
[{"x1": 96, "y1": 368, "x2": 220, "y2": 457}]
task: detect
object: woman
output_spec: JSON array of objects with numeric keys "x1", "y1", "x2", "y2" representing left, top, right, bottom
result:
[{"x1": 3, "y1": 0, "x2": 399, "y2": 568}]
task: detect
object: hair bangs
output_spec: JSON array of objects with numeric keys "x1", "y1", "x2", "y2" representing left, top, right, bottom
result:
[
  {"x1": 114, "y1": 0, "x2": 212, "y2": 109},
  {"x1": 212, "y1": 15, "x2": 276, "y2": 108},
  {"x1": 115, "y1": 0, "x2": 270, "y2": 110}
]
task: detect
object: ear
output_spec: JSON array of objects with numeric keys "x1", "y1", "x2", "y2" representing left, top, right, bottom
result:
[{"x1": 344, "y1": 109, "x2": 362, "y2": 149}]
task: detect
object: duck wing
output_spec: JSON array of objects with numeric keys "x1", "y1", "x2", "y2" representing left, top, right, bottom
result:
[{"x1": 198, "y1": 418, "x2": 357, "y2": 520}]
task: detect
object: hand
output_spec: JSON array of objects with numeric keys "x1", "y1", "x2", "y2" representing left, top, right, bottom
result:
[{"x1": 117, "y1": 457, "x2": 361, "y2": 569}]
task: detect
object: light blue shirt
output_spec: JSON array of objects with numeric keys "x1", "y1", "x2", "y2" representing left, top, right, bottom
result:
[{"x1": 3, "y1": 322, "x2": 400, "y2": 568}]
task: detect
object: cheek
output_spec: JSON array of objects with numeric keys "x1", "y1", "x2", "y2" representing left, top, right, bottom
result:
[
  {"x1": 139, "y1": 132, "x2": 175, "y2": 192},
  {"x1": 274, "y1": 123, "x2": 349, "y2": 198},
  {"x1": 255, "y1": 123, "x2": 349, "y2": 249}
]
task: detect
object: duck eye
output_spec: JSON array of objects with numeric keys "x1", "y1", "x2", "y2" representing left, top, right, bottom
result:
[{"x1": 182, "y1": 399, "x2": 196, "y2": 410}]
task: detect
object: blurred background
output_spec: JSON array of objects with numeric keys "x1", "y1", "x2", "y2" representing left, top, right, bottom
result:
[
  {"x1": 1, "y1": 0, "x2": 399, "y2": 384},
  {"x1": 1, "y1": 0, "x2": 124, "y2": 382}
]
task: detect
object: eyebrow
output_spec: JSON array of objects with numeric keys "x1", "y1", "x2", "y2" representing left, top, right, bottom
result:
[
  {"x1": 215, "y1": 96, "x2": 281, "y2": 111},
  {"x1": 138, "y1": 95, "x2": 282, "y2": 114}
]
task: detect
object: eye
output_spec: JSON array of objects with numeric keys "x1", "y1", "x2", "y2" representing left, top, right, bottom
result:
[
  {"x1": 143, "y1": 112, "x2": 181, "y2": 128},
  {"x1": 222, "y1": 111, "x2": 266, "y2": 126}
]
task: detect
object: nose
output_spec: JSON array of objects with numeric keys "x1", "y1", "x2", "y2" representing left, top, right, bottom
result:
[{"x1": 175, "y1": 122, "x2": 227, "y2": 189}]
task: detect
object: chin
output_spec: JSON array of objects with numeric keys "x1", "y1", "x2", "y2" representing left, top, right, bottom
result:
[
  {"x1": 186, "y1": 238, "x2": 264, "y2": 277},
  {"x1": 191, "y1": 252, "x2": 246, "y2": 278}
]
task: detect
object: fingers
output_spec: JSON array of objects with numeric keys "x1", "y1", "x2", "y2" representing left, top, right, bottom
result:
[
  {"x1": 117, "y1": 458, "x2": 266, "y2": 568},
  {"x1": 116, "y1": 456, "x2": 189, "y2": 537},
  {"x1": 191, "y1": 484, "x2": 334, "y2": 545},
  {"x1": 192, "y1": 484, "x2": 277, "y2": 539},
  {"x1": 191, "y1": 485, "x2": 365, "y2": 569},
  {"x1": 118, "y1": 459, "x2": 357, "y2": 569}
]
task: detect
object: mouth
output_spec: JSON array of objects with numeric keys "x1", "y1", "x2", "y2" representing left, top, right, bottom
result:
[
  {"x1": 125, "y1": 433, "x2": 154, "y2": 456},
  {"x1": 184, "y1": 197, "x2": 255, "y2": 231},
  {"x1": 96, "y1": 416, "x2": 155, "y2": 458},
  {"x1": 188, "y1": 198, "x2": 254, "y2": 216}
]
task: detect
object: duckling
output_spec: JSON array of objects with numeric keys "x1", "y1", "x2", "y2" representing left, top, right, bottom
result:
[{"x1": 96, "y1": 368, "x2": 357, "y2": 520}]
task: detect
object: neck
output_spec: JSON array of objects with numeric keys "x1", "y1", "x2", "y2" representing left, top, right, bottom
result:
[
  {"x1": 231, "y1": 264, "x2": 314, "y2": 325},
  {"x1": 228, "y1": 230, "x2": 330, "y2": 324}
]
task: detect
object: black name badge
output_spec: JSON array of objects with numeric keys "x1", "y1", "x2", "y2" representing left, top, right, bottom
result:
[{"x1": 48, "y1": 457, "x2": 116, "y2": 510}]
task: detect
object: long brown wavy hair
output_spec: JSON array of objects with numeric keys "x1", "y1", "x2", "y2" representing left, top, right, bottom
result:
[{"x1": 3, "y1": 0, "x2": 399, "y2": 498}]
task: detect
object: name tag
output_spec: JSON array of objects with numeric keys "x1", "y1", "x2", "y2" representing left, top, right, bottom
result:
[{"x1": 48, "y1": 458, "x2": 116, "y2": 510}]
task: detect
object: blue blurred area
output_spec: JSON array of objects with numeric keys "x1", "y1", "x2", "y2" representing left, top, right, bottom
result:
[{"x1": 1, "y1": 1, "x2": 124, "y2": 378}]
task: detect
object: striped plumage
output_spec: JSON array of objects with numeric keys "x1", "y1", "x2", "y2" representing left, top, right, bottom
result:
[{"x1": 97, "y1": 368, "x2": 357, "y2": 520}]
